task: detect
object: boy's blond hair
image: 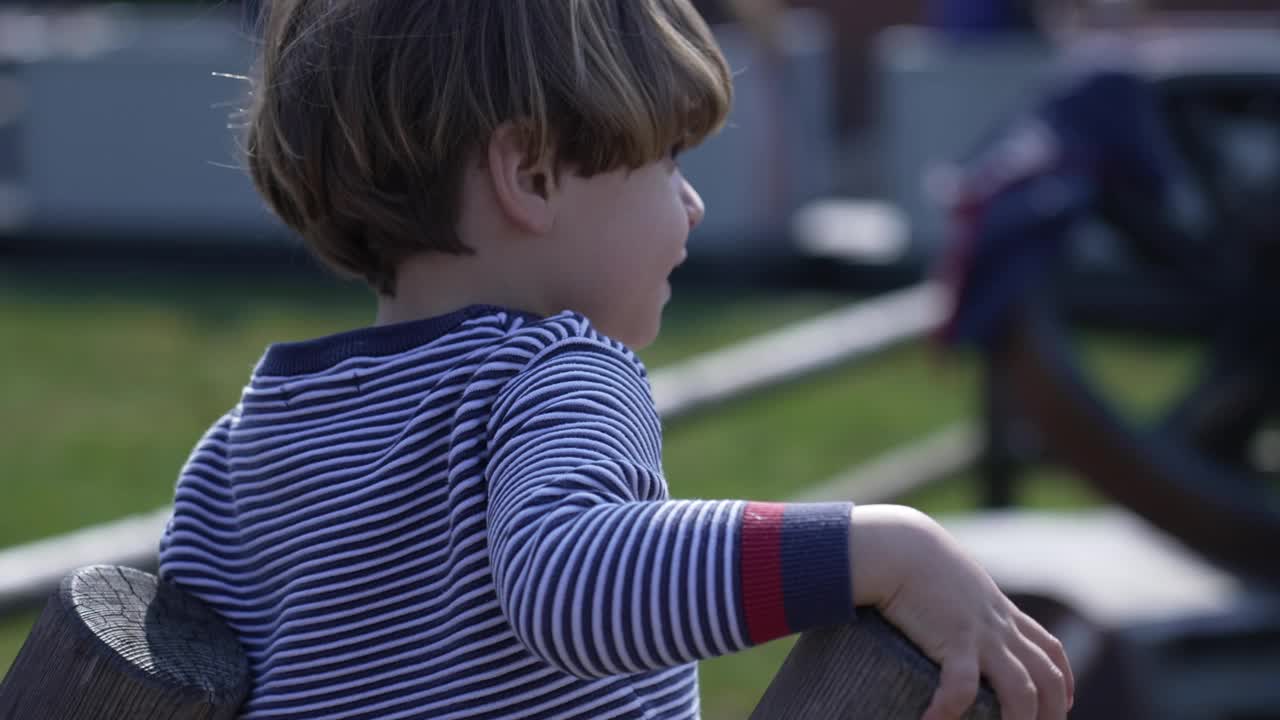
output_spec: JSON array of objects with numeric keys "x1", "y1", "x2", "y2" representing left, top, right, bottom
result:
[{"x1": 246, "y1": 0, "x2": 733, "y2": 295}]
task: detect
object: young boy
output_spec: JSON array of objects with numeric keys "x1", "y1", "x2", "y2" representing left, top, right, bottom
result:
[{"x1": 159, "y1": 1, "x2": 1072, "y2": 718}]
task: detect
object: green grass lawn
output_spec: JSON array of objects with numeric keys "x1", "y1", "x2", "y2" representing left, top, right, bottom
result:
[{"x1": 0, "y1": 267, "x2": 1192, "y2": 717}]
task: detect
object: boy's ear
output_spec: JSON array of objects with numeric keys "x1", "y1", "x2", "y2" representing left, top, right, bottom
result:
[{"x1": 486, "y1": 123, "x2": 556, "y2": 235}]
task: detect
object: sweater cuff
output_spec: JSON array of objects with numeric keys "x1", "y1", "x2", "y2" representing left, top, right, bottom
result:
[{"x1": 739, "y1": 501, "x2": 854, "y2": 645}]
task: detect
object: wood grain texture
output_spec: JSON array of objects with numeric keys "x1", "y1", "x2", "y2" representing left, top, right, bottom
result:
[
  {"x1": 751, "y1": 610, "x2": 1001, "y2": 719},
  {"x1": 0, "y1": 565, "x2": 249, "y2": 720}
]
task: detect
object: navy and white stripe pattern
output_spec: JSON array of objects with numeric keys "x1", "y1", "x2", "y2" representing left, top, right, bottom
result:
[{"x1": 160, "y1": 306, "x2": 854, "y2": 719}]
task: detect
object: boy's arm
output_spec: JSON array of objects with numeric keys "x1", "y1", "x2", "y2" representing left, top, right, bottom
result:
[
  {"x1": 159, "y1": 411, "x2": 239, "y2": 584},
  {"x1": 484, "y1": 336, "x2": 855, "y2": 678}
]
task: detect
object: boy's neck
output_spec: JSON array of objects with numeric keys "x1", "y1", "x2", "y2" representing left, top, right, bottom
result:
[{"x1": 374, "y1": 251, "x2": 549, "y2": 327}]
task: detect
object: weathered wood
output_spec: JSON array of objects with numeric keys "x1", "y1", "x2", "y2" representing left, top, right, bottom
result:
[
  {"x1": 0, "y1": 565, "x2": 249, "y2": 720},
  {"x1": 1, "y1": 567, "x2": 1004, "y2": 718},
  {"x1": 751, "y1": 610, "x2": 1001, "y2": 719}
]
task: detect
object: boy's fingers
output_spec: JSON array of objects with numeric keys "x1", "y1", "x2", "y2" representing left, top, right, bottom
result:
[
  {"x1": 986, "y1": 647, "x2": 1038, "y2": 720},
  {"x1": 922, "y1": 655, "x2": 980, "y2": 720},
  {"x1": 1016, "y1": 611, "x2": 1074, "y2": 705},
  {"x1": 1014, "y1": 635, "x2": 1069, "y2": 720}
]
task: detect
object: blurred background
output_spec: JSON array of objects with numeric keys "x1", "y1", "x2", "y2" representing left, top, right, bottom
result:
[{"x1": 3, "y1": 0, "x2": 1280, "y2": 717}]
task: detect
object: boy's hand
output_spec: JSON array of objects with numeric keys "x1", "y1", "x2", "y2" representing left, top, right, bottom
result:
[{"x1": 850, "y1": 505, "x2": 1075, "y2": 720}]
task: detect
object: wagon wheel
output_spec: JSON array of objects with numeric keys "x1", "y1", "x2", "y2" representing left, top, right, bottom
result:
[{"x1": 998, "y1": 70, "x2": 1280, "y2": 584}]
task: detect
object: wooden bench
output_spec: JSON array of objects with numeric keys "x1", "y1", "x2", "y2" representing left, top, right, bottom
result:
[{"x1": 0, "y1": 565, "x2": 999, "y2": 719}]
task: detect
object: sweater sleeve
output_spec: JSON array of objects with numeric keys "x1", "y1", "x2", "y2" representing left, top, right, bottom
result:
[{"x1": 484, "y1": 331, "x2": 855, "y2": 678}]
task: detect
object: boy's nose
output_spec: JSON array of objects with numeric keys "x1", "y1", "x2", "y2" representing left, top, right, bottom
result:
[{"x1": 681, "y1": 177, "x2": 705, "y2": 230}]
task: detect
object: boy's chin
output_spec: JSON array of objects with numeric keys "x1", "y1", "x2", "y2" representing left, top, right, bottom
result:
[
  {"x1": 620, "y1": 312, "x2": 663, "y2": 351},
  {"x1": 593, "y1": 295, "x2": 666, "y2": 350},
  {"x1": 621, "y1": 324, "x2": 660, "y2": 351}
]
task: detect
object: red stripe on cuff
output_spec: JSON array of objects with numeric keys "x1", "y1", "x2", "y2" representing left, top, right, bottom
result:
[{"x1": 740, "y1": 502, "x2": 789, "y2": 644}]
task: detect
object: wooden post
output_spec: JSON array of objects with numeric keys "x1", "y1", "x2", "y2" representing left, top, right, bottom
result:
[
  {"x1": 0, "y1": 567, "x2": 998, "y2": 719},
  {"x1": 982, "y1": 345, "x2": 1019, "y2": 509},
  {"x1": 751, "y1": 609, "x2": 1001, "y2": 719},
  {"x1": 0, "y1": 565, "x2": 250, "y2": 720}
]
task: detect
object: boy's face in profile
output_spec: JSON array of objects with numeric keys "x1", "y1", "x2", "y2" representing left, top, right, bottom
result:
[{"x1": 543, "y1": 156, "x2": 705, "y2": 349}]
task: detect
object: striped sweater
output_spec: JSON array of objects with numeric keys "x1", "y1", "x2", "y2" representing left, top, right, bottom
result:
[{"x1": 159, "y1": 306, "x2": 854, "y2": 719}]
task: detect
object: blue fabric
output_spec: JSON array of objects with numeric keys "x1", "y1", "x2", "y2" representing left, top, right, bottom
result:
[
  {"x1": 161, "y1": 307, "x2": 857, "y2": 719},
  {"x1": 938, "y1": 70, "x2": 1180, "y2": 348},
  {"x1": 780, "y1": 503, "x2": 853, "y2": 634},
  {"x1": 928, "y1": 0, "x2": 1035, "y2": 35}
]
